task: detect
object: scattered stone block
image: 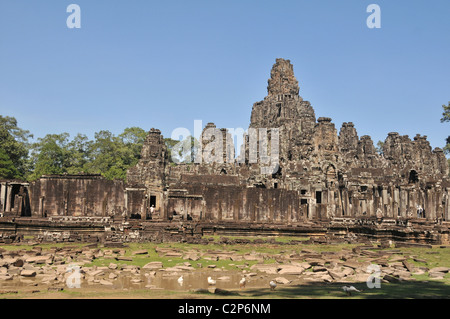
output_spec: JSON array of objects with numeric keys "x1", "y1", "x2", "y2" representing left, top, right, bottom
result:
[
  {"x1": 20, "y1": 270, "x2": 36, "y2": 277},
  {"x1": 429, "y1": 267, "x2": 450, "y2": 273},
  {"x1": 143, "y1": 261, "x2": 163, "y2": 270},
  {"x1": 99, "y1": 280, "x2": 113, "y2": 286},
  {"x1": 274, "y1": 277, "x2": 291, "y2": 284},
  {"x1": 132, "y1": 250, "x2": 148, "y2": 255}
]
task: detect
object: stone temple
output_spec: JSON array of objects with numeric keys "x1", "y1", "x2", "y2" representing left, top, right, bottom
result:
[{"x1": 1, "y1": 58, "x2": 449, "y2": 245}]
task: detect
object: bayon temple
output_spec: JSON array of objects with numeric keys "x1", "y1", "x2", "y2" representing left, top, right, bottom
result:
[{"x1": 1, "y1": 58, "x2": 449, "y2": 244}]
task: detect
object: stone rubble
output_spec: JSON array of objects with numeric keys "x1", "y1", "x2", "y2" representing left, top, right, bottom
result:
[{"x1": 0, "y1": 241, "x2": 447, "y2": 294}]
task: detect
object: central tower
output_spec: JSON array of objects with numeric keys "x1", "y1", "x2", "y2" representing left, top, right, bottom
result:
[
  {"x1": 267, "y1": 58, "x2": 300, "y2": 97},
  {"x1": 249, "y1": 58, "x2": 316, "y2": 163}
]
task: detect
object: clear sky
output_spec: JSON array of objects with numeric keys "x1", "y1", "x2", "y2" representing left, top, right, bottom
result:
[{"x1": 1, "y1": 1, "x2": 449, "y2": 152}]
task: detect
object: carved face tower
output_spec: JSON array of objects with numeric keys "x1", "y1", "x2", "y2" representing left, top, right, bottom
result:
[
  {"x1": 267, "y1": 58, "x2": 300, "y2": 97},
  {"x1": 250, "y1": 58, "x2": 316, "y2": 163}
]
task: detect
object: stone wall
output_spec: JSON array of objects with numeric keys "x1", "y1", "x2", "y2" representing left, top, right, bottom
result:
[{"x1": 28, "y1": 175, "x2": 125, "y2": 218}]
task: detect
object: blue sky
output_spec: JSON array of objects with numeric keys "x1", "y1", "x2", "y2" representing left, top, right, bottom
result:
[{"x1": 0, "y1": 0, "x2": 449, "y2": 152}]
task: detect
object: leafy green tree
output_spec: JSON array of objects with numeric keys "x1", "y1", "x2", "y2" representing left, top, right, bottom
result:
[
  {"x1": 376, "y1": 140, "x2": 384, "y2": 155},
  {"x1": 118, "y1": 127, "x2": 147, "y2": 162},
  {"x1": 65, "y1": 134, "x2": 93, "y2": 175},
  {"x1": 14, "y1": 125, "x2": 148, "y2": 181},
  {"x1": 0, "y1": 148, "x2": 19, "y2": 179},
  {"x1": 440, "y1": 102, "x2": 450, "y2": 123},
  {"x1": 164, "y1": 137, "x2": 181, "y2": 163},
  {"x1": 28, "y1": 133, "x2": 71, "y2": 180},
  {"x1": 84, "y1": 128, "x2": 148, "y2": 181},
  {"x1": 0, "y1": 115, "x2": 33, "y2": 179},
  {"x1": 169, "y1": 136, "x2": 200, "y2": 164},
  {"x1": 84, "y1": 130, "x2": 122, "y2": 179},
  {"x1": 441, "y1": 102, "x2": 450, "y2": 155}
]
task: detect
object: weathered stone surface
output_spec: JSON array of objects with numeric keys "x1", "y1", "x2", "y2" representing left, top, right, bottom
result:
[
  {"x1": 402, "y1": 261, "x2": 415, "y2": 273},
  {"x1": 429, "y1": 267, "x2": 450, "y2": 273},
  {"x1": 26, "y1": 256, "x2": 52, "y2": 264},
  {"x1": 250, "y1": 264, "x2": 279, "y2": 274},
  {"x1": 383, "y1": 274, "x2": 401, "y2": 283},
  {"x1": 88, "y1": 270, "x2": 104, "y2": 277},
  {"x1": 99, "y1": 280, "x2": 113, "y2": 286},
  {"x1": 274, "y1": 277, "x2": 291, "y2": 284},
  {"x1": 0, "y1": 275, "x2": 13, "y2": 281},
  {"x1": 20, "y1": 270, "x2": 36, "y2": 277},
  {"x1": 429, "y1": 272, "x2": 445, "y2": 279},
  {"x1": 328, "y1": 269, "x2": 346, "y2": 280},
  {"x1": 277, "y1": 265, "x2": 305, "y2": 275},
  {"x1": 217, "y1": 276, "x2": 231, "y2": 281},
  {"x1": 115, "y1": 256, "x2": 133, "y2": 261},
  {"x1": 132, "y1": 250, "x2": 148, "y2": 255},
  {"x1": 143, "y1": 262, "x2": 163, "y2": 270},
  {"x1": 108, "y1": 273, "x2": 118, "y2": 280},
  {"x1": 312, "y1": 266, "x2": 328, "y2": 273}
]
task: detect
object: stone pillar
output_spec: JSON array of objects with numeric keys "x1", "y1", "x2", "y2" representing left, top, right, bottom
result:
[
  {"x1": 141, "y1": 196, "x2": 147, "y2": 220},
  {"x1": 361, "y1": 200, "x2": 367, "y2": 216},
  {"x1": 342, "y1": 190, "x2": 349, "y2": 216},
  {"x1": 425, "y1": 189, "x2": 432, "y2": 220},
  {"x1": 5, "y1": 185, "x2": 12, "y2": 212},
  {"x1": 39, "y1": 197, "x2": 45, "y2": 217},
  {"x1": 0, "y1": 183, "x2": 6, "y2": 213},
  {"x1": 17, "y1": 195, "x2": 23, "y2": 217},
  {"x1": 445, "y1": 189, "x2": 450, "y2": 221},
  {"x1": 399, "y1": 189, "x2": 407, "y2": 217},
  {"x1": 310, "y1": 200, "x2": 316, "y2": 220},
  {"x1": 159, "y1": 192, "x2": 165, "y2": 220},
  {"x1": 287, "y1": 203, "x2": 292, "y2": 224},
  {"x1": 201, "y1": 200, "x2": 206, "y2": 221}
]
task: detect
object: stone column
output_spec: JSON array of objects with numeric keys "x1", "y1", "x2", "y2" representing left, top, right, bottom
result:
[
  {"x1": 361, "y1": 200, "x2": 367, "y2": 216},
  {"x1": 0, "y1": 183, "x2": 6, "y2": 212},
  {"x1": 399, "y1": 189, "x2": 407, "y2": 217},
  {"x1": 17, "y1": 195, "x2": 23, "y2": 217},
  {"x1": 445, "y1": 189, "x2": 450, "y2": 221},
  {"x1": 159, "y1": 192, "x2": 165, "y2": 220},
  {"x1": 381, "y1": 188, "x2": 389, "y2": 217},
  {"x1": 425, "y1": 189, "x2": 432, "y2": 220},
  {"x1": 124, "y1": 190, "x2": 128, "y2": 213},
  {"x1": 310, "y1": 199, "x2": 316, "y2": 220},
  {"x1": 342, "y1": 190, "x2": 349, "y2": 217},
  {"x1": 5, "y1": 185, "x2": 12, "y2": 212},
  {"x1": 141, "y1": 196, "x2": 147, "y2": 220},
  {"x1": 39, "y1": 197, "x2": 45, "y2": 217}
]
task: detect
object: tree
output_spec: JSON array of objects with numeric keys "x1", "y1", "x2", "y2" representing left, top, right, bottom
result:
[
  {"x1": 118, "y1": 127, "x2": 147, "y2": 163},
  {"x1": 376, "y1": 140, "x2": 384, "y2": 155},
  {"x1": 440, "y1": 102, "x2": 450, "y2": 123},
  {"x1": 0, "y1": 148, "x2": 19, "y2": 179},
  {"x1": 441, "y1": 102, "x2": 450, "y2": 155},
  {"x1": 28, "y1": 133, "x2": 71, "y2": 180},
  {"x1": 0, "y1": 115, "x2": 33, "y2": 179},
  {"x1": 65, "y1": 134, "x2": 93, "y2": 175},
  {"x1": 164, "y1": 138, "x2": 180, "y2": 163},
  {"x1": 169, "y1": 136, "x2": 200, "y2": 164},
  {"x1": 84, "y1": 128, "x2": 148, "y2": 181},
  {"x1": 7, "y1": 124, "x2": 148, "y2": 181}
]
